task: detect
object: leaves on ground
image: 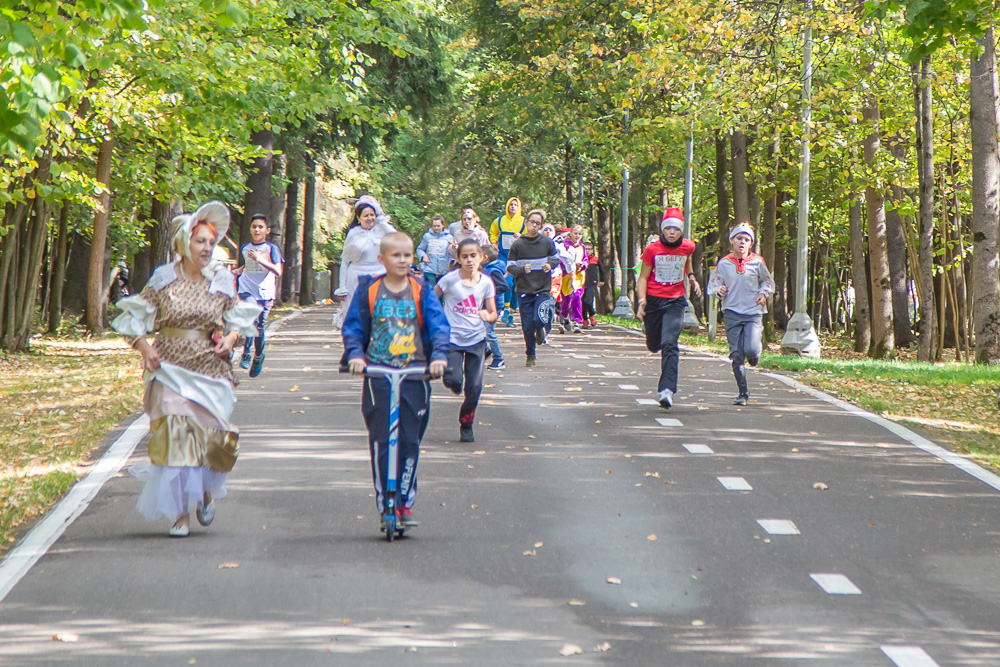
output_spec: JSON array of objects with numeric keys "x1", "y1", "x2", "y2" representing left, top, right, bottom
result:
[{"x1": 559, "y1": 644, "x2": 583, "y2": 656}]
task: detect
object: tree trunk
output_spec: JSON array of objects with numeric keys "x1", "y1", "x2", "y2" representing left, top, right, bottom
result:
[
  {"x1": 299, "y1": 159, "x2": 316, "y2": 306},
  {"x1": 596, "y1": 197, "x2": 614, "y2": 313},
  {"x1": 863, "y1": 103, "x2": 895, "y2": 358},
  {"x1": 715, "y1": 131, "x2": 731, "y2": 260},
  {"x1": 915, "y1": 55, "x2": 937, "y2": 361},
  {"x1": 772, "y1": 232, "x2": 788, "y2": 328},
  {"x1": 849, "y1": 193, "x2": 871, "y2": 352},
  {"x1": 282, "y1": 179, "x2": 301, "y2": 303},
  {"x1": 48, "y1": 203, "x2": 70, "y2": 333},
  {"x1": 732, "y1": 129, "x2": 750, "y2": 225},
  {"x1": 86, "y1": 134, "x2": 114, "y2": 334},
  {"x1": 242, "y1": 128, "x2": 274, "y2": 248},
  {"x1": 971, "y1": 27, "x2": 1000, "y2": 364},
  {"x1": 761, "y1": 135, "x2": 779, "y2": 340}
]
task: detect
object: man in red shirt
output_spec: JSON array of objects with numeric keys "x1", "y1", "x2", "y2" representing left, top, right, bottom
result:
[{"x1": 636, "y1": 207, "x2": 702, "y2": 408}]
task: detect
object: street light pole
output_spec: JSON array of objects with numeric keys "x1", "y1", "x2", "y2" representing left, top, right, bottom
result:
[
  {"x1": 613, "y1": 109, "x2": 635, "y2": 318},
  {"x1": 681, "y1": 114, "x2": 699, "y2": 332},
  {"x1": 780, "y1": 0, "x2": 821, "y2": 357}
]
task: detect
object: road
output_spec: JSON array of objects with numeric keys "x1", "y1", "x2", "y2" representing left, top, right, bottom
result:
[{"x1": 0, "y1": 305, "x2": 998, "y2": 666}]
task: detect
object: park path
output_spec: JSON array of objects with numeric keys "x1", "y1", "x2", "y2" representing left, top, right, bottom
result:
[{"x1": 0, "y1": 306, "x2": 998, "y2": 666}]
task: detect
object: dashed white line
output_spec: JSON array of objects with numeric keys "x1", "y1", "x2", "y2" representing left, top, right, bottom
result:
[
  {"x1": 635, "y1": 398, "x2": 659, "y2": 406},
  {"x1": 717, "y1": 476, "x2": 752, "y2": 491},
  {"x1": 756, "y1": 519, "x2": 800, "y2": 535},
  {"x1": 603, "y1": 371, "x2": 623, "y2": 377},
  {"x1": 683, "y1": 444, "x2": 714, "y2": 454},
  {"x1": 655, "y1": 417, "x2": 683, "y2": 427},
  {"x1": 618, "y1": 384, "x2": 639, "y2": 391},
  {"x1": 881, "y1": 645, "x2": 940, "y2": 667},
  {"x1": 571, "y1": 354, "x2": 590, "y2": 359},
  {"x1": 809, "y1": 573, "x2": 861, "y2": 595},
  {"x1": 587, "y1": 363, "x2": 606, "y2": 368}
]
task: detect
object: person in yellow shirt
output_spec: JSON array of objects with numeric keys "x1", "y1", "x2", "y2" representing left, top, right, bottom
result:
[{"x1": 489, "y1": 197, "x2": 524, "y2": 326}]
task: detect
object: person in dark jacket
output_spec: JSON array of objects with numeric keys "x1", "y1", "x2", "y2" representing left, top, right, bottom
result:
[
  {"x1": 581, "y1": 245, "x2": 605, "y2": 329},
  {"x1": 506, "y1": 209, "x2": 560, "y2": 366},
  {"x1": 342, "y1": 232, "x2": 450, "y2": 529}
]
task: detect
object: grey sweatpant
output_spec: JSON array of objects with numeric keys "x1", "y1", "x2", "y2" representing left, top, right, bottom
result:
[{"x1": 724, "y1": 310, "x2": 763, "y2": 397}]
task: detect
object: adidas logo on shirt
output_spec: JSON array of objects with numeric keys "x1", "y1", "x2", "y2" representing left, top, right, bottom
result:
[{"x1": 453, "y1": 294, "x2": 480, "y2": 316}]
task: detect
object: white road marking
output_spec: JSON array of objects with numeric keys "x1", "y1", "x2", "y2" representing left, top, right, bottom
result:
[
  {"x1": 717, "y1": 476, "x2": 752, "y2": 491},
  {"x1": 683, "y1": 444, "x2": 714, "y2": 454},
  {"x1": 655, "y1": 417, "x2": 683, "y2": 427},
  {"x1": 0, "y1": 415, "x2": 151, "y2": 603},
  {"x1": 603, "y1": 371, "x2": 623, "y2": 377},
  {"x1": 549, "y1": 343, "x2": 563, "y2": 348},
  {"x1": 587, "y1": 363, "x2": 606, "y2": 368},
  {"x1": 618, "y1": 384, "x2": 639, "y2": 391},
  {"x1": 881, "y1": 645, "x2": 940, "y2": 667},
  {"x1": 636, "y1": 398, "x2": 659, "y2": 406},
  {"x1": 810, "y1": 573, "x2": 861, "y2": 595},
  {"x1": 572, "y1": 354, "x2": 590, "y2": 359},
  {"x1": 756, "y1": 519, "x2": 800, "y2": 535}
]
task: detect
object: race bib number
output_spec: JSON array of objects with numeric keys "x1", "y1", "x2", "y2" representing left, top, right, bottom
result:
[
  {"x1": 500, "y1": 233, "x2": 516, "y2": 250},
  {"x1": 427, "y1": 239, "x2": 449, "y2": 256},
  {"x1": 654, "y1": 254, "x2": 685, "y2": 284}
]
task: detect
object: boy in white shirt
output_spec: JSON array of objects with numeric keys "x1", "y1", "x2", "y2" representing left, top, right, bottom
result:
[
  {"x1": 435, "y1": 238, "x2": 498, "y2": 442},
  {"x1": 235, "y1": 214, "x2": 284, "y2": 378}
]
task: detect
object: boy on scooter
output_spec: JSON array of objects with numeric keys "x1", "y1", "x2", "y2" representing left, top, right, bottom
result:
[{"x1": 342, "y1": 233, "x2": 450, "y2": 529}]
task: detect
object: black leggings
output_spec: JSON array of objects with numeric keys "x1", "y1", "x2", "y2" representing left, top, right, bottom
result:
[
  {"x1": 582, "y1": 285, "x2": 597, "y2": 320},
  {"x1": 443, "y1": 341, "x2": 486, "y2": 425}
]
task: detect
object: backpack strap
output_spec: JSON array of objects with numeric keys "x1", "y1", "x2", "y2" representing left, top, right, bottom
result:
[{"x1": 408, "y1": 275, "x2": 424, "y2": 329}]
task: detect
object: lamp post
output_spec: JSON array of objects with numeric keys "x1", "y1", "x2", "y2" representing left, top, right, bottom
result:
[
  {"x1": 612, "y1": 109, "x2": 635, "y2": 318},
  {"x1": 779, "y1": 0, "x2": 821, "y2": 357},
  {"x1": 681, "y1": 114, "x2": 699, "y2": 332}
]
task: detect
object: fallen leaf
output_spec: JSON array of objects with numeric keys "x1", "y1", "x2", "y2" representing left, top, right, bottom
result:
[
  {"x1": 691, "y1": 619, "x2": 705, "y2": 627},
  {"x1": 302, "y1": 396, "x2": 311, "y2": 401},
  {"x1": 813, "y1": 482, "x2": 829, "y2": 490},
  {"x1": 647, "y1": 534, "x2": 657, "y2": 541},
  {"x1": 288, "y1": 385, "x2": 299, "y2": 392},
  {"x1": 522, "y1": 447, "x2": 530, "y2": 451},
  {"x1": 565, "y1": 387, "x2": 582, "y2": 392},
  {"x1": 534, "y1": 541, "x2": 544, "y2": 548},
  {"x1": 644, "y1": 472, "x2": 660, "y2": 478},
  {"x1": 560, "y1": 644, "x2": 584, "y2": 656},
  {"x1": 474, "y1": 450, "x2": 485, "y2": 455},
  {"x1": 606, "y1": 576, "x2": 622, "y2": 585},
  {"x1": 52, "y1": 634, "x2": 78, "y2": 642},
  {"x1": 523, "y1": 550, "x2": 536, "y2": 556},
  {"x1": 471, "y1": 504, "x2": 479, "y2": 509},
  {"x1": 629, "y1": 602, "x2": 639, "y2": 608},
  {"x1": 218, "y1": 563, "x2": 240, "y2": 569},
  {"x1": 568, "y1": 599, "x2": 587, "y2": 606},
  {"x1": 594, "y1": 641, "x2": 612, "y2": 652}
]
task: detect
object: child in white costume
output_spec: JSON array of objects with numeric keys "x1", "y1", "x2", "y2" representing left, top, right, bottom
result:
[{"x1": 333, "y1": 195, "x2": 396, "y2": 328}]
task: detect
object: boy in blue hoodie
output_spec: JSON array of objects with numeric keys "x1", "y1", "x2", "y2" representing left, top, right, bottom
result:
[
  {"x1": 480, "y1": 244, "x2": 509, "y2": 370},
  {"x1": 342, "y1": 232, "x2": 450, "y2": 528},
  {"x1": 416, "y1": 215, "x2": 453, "y2": 287}
]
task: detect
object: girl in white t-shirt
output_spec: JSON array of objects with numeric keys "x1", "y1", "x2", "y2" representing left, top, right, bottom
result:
[{"x1": 435, "y1": 238, "x2": 498, "y2": 442}]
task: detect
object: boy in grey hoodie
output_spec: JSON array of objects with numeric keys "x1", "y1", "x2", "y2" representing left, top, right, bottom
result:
[{"x1": 707, "y1": 223, "x2": 775, "y2": 405}]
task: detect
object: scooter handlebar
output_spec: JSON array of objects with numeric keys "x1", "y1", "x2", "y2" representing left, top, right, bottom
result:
[{"x1": 339, "y1": 363, "x2": 432, "y2": 381}]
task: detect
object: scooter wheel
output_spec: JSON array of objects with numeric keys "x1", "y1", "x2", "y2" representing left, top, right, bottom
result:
[{"x1": 385, "y1": 514, "x2": 396, "y2": 542}]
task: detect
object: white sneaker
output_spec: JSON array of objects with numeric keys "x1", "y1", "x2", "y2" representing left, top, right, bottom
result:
[{"x1": 657, "y1": 389, "x2": 673, "y2": 409}]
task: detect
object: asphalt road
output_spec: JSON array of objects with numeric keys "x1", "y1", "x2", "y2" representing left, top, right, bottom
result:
[{"x1": 0, "y1": 305, "x2": 998, "y2": 666}]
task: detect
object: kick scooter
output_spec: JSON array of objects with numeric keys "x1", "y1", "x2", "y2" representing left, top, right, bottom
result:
[{"x1": 354, "y1": 365, "x2": 429, "y2": 542}]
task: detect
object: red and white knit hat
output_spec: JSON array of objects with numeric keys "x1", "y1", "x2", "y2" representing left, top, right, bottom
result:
[{"x1": 660, "y1": 207, "x2": 684, "y2": 231}]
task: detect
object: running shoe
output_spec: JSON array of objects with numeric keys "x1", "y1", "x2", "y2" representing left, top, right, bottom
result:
[
  {"x1": 747, "y1": 355, "x2": 759, "y2": 367},
  {"x1": 589, "y1": 316, "x2": 597, "y2": 327},
  {"x1": 485, "y1": 347, "x2": 493, "y2": 359},
  {"x1": 573, "y1": 322, "x2": 582, "y2": 333},
  {"x1": 732, "y1": 394, "x2": 748, "y2": 406},
  {"x1": 581, "y1": 320, "x2": 589, "y2": 330},
  {"x1": 525, "y1": 354, "x2": 536, "y2": 367},
  {"x1": 535, "y1": 328, "x2": 546, "y2": 345},
  {"x1": 239, "y1": 352, "x2": 252, "y2": 369},
  {"x1": 249, "y1": 353, "x2": 265, "y2": 378},
  {"x1": 460, "y1": 423, "x2": 474, "y2": 442},
  {"x1": 487, "y1": 359, "x2": 506, "y2": 370},
  {"x1": 658, "y1": 389, "x2": 673, "y2": 409},
  {"x1": 398, "y1": 506, "x2": 419, "y2": 527}
]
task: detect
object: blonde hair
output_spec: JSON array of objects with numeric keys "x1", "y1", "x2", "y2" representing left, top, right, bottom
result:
[
  {"x1": 526, "y1": 209, "x2": 547, "y2": 223},
  {"x1": 379, "y1": 232, "x2": 414, "y2": 254}
]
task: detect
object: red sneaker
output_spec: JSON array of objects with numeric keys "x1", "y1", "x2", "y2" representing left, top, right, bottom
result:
[
  {"x1": 589, "y1": 316, "x2": 597, "y2": 327},
  {"x1": 397, "y1": 506, "x2": 419, "y2": 527}
]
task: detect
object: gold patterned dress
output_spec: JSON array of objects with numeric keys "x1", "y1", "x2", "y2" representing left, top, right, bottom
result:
[{"x1": 113, "y1": 261, "x2": 261, "y2": 521}]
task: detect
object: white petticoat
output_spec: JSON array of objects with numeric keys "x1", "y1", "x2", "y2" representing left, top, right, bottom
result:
[{"x1": 131, "y1": 462, "x2": 228, "y2": 522}]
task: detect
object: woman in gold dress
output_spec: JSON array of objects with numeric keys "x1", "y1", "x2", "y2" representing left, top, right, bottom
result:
[{"x1": 113, "y1": 202, "x2": 261, "y2": 537}]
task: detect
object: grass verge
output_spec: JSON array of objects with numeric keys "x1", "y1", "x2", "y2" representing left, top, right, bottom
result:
[
  {"x1": 0, "y1": 334, "x2": 143, "y2": 552},
  {"x1": 598, "y1": 313, "x2": 1000, "y2": 472}
]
